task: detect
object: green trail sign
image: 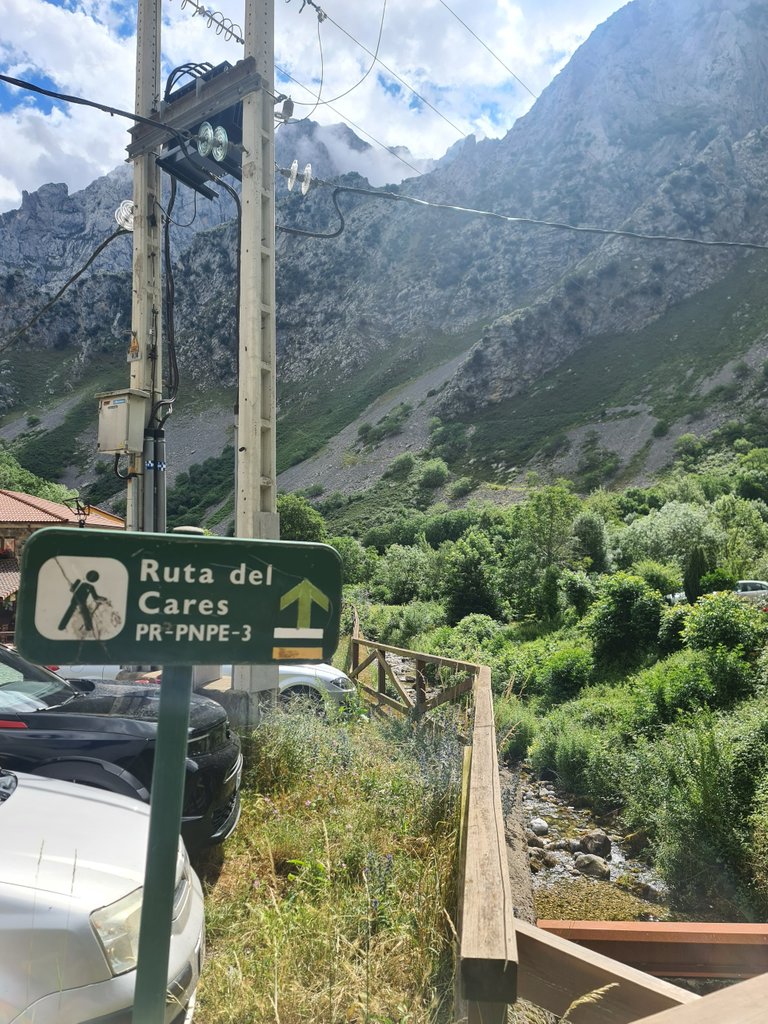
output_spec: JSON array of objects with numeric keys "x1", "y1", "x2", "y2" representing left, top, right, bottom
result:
[{"x1": 15, "y1": 527, "x2": 342, "y2": 665}]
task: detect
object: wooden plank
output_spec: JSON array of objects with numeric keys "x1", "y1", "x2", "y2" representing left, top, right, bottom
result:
[
  {"x1": 348, "y1": 648, "x2": 378, "y2": 680},
  {"x1": 514, "y1": 919, "x2": 698, "y2": 1023},
  {"x1": 538, "y1": 921, "x2": 768, "y2": 979},
  {"x1": 460, "y1": 667, "x2": 517, "y2": 1004},
  {"x1": 455, "y1": 744, "x2": 473, "y2": 1023},
  {"x1": 353, "y1": 637, "x2": 480, "y2": 672},
  {"x1": 425, "y1": 676, "x2": 474, "y2": 710},
  {"x1": 358, "y1": 683, "x2": 409, "y2": 715},
  {"x1": 377, "y1": 651, "x2": 415, "y2": 709},
  {"x1": 632, "y1": 972, "x2": 768, "y2": 1024}
]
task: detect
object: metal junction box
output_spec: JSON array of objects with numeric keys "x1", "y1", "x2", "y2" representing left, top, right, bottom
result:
[{"x1": 96, "y1": 389, "x2": 149, "y2": 454}]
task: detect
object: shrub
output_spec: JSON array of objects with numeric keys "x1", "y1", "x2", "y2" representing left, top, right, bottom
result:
[
  {"x1": 382, "y1": 452, "x2": 415, "y2": 480},
  {"x1": 631, "y1": 559, "x2": 681, "y2": 597},
  {"x1": 331, "y1": 536, "x2": 378, "y2": 585},
  {"x1": 587, "y1": 573, "x2": 664, "y2": 664},
  {"x1": 538, "y1": 646, "x2": 594, "y2": 703},
  {"x1": 495, "y1": 693, "x2": 538, "y2": 762},
  {"x1": 682, "y1": 592, "x2": 767, "y2": 658},
  {"x1": 448, "y1": 476, "x2": 473, "y2": 500},
  {"x1": 417, "y1": 458, "x2": 450, "y2": 490},
  {"x1": 277, "y1": 492, "x2": 328, "y2": 542},
  {"x1": 529, "y1": 717, "x2": 622, "y2": 809},
  {"x1": 560, "y1": 569, "x2": 598, "y2": 617},
  {"x1": 439, "y1": 530, "x2": 501, "y2": 624},
  {"x1": 370, "y1": 542, "x2": 438, "y2": 603},
  {"x1": 657, "y1": 604, "x2": 689, "y2": 655},
  {"x1": 572, "y1": 510, "x2": 609, "y2": 572},
  {"x1": 360, "y1": 601, "x2": 447, "y2": 648},
  {"x1": 700, "y1": 568, "x2": 737, "y2": 593}
]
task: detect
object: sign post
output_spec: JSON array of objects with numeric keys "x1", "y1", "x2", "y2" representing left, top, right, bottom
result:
[{"x1": 15, "y1": 527, "x2": 342, "y2": 1024}]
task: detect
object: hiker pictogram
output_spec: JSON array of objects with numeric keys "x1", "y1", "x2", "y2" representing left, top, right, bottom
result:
[
  {"x1": 35, "y1": 555, "x2": 129, "y2": 642},
  {"x1": 58, "y1": 570, "x2": 105, "y2": 633}
]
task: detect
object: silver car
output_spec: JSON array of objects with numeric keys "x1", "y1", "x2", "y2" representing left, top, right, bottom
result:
[{"x1": 0, "y1": 769, "x2": 204, "y2": 1024}]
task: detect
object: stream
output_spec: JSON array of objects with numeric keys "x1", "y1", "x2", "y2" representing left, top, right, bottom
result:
[{"x1": 517, "y1": 770, "x2": 673, "y2": 922}]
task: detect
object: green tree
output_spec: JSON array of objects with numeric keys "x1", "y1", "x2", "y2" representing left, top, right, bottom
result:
[
  {"x1": 572, "y1": 510, "x2": 609, "y2": 572},
  {"x1": 331, "y1": 536, "x2": 377, "y2": 584},
  {"x1": 0, "y1": 448, "x2": 75, "y2": 504},
  {"x1": 712, "y1": 494, "x2": 767, "y2": 577},
  {"x1": 439, "y1": 530, "x2": 501, "y2": 624},
  {"x1": 277, "y1": 493, "x2": 328, "y2": 543},
  {"x1": 683, "y1": 545, "x2": 710, "y2": 604},
  {"x1": 587, "y1": 572, "x2": 664, "y2": 664}
]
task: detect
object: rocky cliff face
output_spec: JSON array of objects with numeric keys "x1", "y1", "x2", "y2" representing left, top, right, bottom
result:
[{"x1": 2, "y1": 0, "x2": 767, "y2": 486}]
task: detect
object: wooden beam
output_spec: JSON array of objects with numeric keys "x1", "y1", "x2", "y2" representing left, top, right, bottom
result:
[
  {"x1": 358, "y1": 683, "x2": 409, "y2": 715},
  {"x1": 353, "y1": 637, "x2": 479, "y2": 672},
  {"x1": 377, "y1": 650, "x2": 415, "y2": 709},
  {"x1": 348, "y1": 648, "x2": 378, "y2": 680},
  {"x1": 537, "y1": 921, "x2": 768, "y2": 979},
  {"x1": 426, "y1": 676, "x2": 475, "y2": 710},
  {"x1": 514, "y1": 919, "x2": 698, "y2": 1023},
  {"x1": 460, "y1": 667, "x2": 517, "y2": 1004},
  {"x1": 632, "y1": 972, "x2": 768, "y2": 1024}
]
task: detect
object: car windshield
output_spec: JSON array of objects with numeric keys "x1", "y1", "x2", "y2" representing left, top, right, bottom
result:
[
  {"x1": 0, "y1": 769, "x2": 17, "y2": 802},
  {"x1": 0, "y1": 646, "x2": 76, "y2": 713}
]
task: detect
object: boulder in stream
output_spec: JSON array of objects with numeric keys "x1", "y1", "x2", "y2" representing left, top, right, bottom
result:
[{"x1": 575, "y1": 853, "x2": 611, "y2": 880}]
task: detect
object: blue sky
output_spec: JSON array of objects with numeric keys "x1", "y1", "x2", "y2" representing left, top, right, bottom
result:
[{"x1": 0, "y1": 0, "x2": 626, "y2": 212}]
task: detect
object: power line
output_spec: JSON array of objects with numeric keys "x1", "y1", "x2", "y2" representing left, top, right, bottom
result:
[
  {"x1": 436, "y1": 0, "x2": 537, "y2": 100},
  {"x1": 0, "y1": 73, "x2": 191, "y2": 151},
  {"x1": 292, "y1": 3, "x2": 466, "y2": 138},
  {"x1": 0, "y1": 228, "x2": 130, "y2": 356},
  {"x1": 290, "y1": 0, "x2": 388, "y2": 109},
  {"x1": 174, "y1": 0, "x2": 468, "y2": 141},
  {"x1": 278, "y1": 168, "x2": 768, "y2": 252},
  {"x1": 274, "y1": 64, "x2": 424, "y2": 178}
]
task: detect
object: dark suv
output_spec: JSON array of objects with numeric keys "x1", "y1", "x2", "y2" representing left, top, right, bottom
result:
[{"x1": 0, "y1": 644, "x2": 241, "y2": 851}]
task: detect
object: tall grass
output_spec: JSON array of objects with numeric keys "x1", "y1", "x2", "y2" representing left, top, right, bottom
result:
[{"x1": 195, "y1": 707, "x2": 462, "y2": 1024}]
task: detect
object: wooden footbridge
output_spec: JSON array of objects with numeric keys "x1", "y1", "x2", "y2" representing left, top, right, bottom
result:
[{"x1": 349, "y1": 623, "x2": 768, "y2": 1023}]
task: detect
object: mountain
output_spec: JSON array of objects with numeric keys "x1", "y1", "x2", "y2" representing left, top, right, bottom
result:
[{"x1": 2, "y1": 0, "x2": 768, "y2": 526}]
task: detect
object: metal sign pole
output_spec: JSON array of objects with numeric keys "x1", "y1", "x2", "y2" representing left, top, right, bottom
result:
[{"x1": 132, "y1": 665, "x2": 194, "y2": 1024}]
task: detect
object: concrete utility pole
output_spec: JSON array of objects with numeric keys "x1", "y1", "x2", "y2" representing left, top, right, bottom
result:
[
  {"x1": 127, "y1": 0, "x2": 164, "y2": 532},
  {"x1": 232, "y1": 0, "x2": 280, "y2": 710}
]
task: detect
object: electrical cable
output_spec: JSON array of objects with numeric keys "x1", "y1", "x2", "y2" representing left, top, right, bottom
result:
[
  {"x1": 293, "y1": 13, "x2": 325, "y2": 124},
  {"x1": 286, "y1": 2, "x2": 466, "y2": 139},
  {"x1": 274, "y1": 64, "x2": 424, "y2": 178},
  {"x1": 277, "y1": 167, "x2": 768, "y2": 252},
  {"x1": 435, "y1": 0, "x2": 537, "y2": 100},
  {"x1": 294, "y1": 0, "x2": 387, "y2": 109},
  {"x1": 0, "y1": 73, "x2": 192, "y2": 153},
  {"x1": 278, "y1": 188, "x2": 346, "y2": 238},
  {"x1": 0, "y1": 228, "x2": 130, "y2": 355}
]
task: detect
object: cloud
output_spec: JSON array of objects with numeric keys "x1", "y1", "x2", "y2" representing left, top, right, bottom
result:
[{"x1": 0, "y1": 0, "x2": 629, "y2": 212}]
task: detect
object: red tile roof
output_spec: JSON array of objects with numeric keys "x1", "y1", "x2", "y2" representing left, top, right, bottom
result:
[
  {"x1": 0, "y1": 556, "x2": 20, "y2": 600},
  {"x1": 0, "y1": 490, "x2": 124, "y2": 529}
]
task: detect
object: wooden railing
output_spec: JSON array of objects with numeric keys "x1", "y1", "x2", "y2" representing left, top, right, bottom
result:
[
  {"x1": 349, "y1": 613, "x2": 477, "y2": 718},
  {"x1": 348, "y1": 621, "x2": 768, "y2": 1022}
]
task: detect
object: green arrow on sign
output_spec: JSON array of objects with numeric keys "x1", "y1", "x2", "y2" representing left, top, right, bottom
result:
[{"x1": 280, "y1": 579, "x2": 330, "y2": 628}]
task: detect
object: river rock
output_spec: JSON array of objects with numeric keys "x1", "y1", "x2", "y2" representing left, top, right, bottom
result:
[
  {"x1": 568, "y1": 838, "x2": 583, "y2": 853},
  {"x1": 530, "y1": 817, "x2": 549, "y2": 836},
  {"x1": 580, "y1": 829, "x2": 612, "y2": 858},
  {"x1": 527, "y1": 833, "x2": 546, "y2": 849},
  {"x1": 575, "y1": 854, "x2": 611, "y2": 880}
]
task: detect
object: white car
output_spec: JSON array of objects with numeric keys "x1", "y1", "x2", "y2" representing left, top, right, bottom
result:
[
  {"x1": 0, "y1": 768, "x2": 204, "y2": 1024},
  {"x1": 734, "y1": 580, "x2": 768, "y2": 607},
  {"x1": 224, "y1": 663, "x2": 357, "y2": 707},
  {"x1": 55, "y1": 662, "x2": 357, "y2": 707}
]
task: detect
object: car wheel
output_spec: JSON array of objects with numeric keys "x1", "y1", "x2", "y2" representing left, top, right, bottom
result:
[{"x1": 279, "y1": 686, "x2": 323, "y2": 711}]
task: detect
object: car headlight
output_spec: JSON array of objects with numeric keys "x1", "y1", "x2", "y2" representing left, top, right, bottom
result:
[{"x1": 91, "y1": 887, "x2": 143, "y2": 975}]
